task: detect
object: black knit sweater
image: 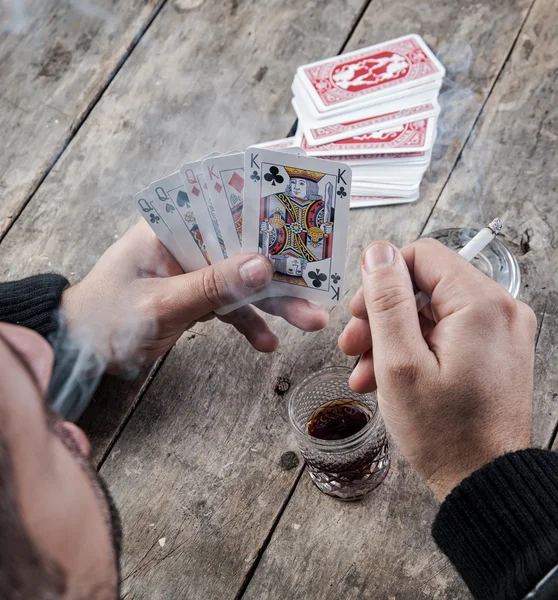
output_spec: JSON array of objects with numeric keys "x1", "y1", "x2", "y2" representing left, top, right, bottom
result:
[
  {"x1": 433, "y1": 450, "x2": 558, "y2": 599},
  {"x1": 0, "y1": 274, "x2": 68, "y2": 337},
  {"x1": 1, "y1": 274, "x2": 558, "y2": 599}
]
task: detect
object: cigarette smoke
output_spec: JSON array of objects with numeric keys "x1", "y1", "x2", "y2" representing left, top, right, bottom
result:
[
  {"x1": 48, "y1": 318, "x2": 107, "y2": 422},
  {"x1": 1, "y1": 0, "x2": 116, "y2": 34},
  {"x1": 48, "y1": 302, "x2": 159, "y2": 421},
  {"x1": 47, "y1": 236, "x2": 162, "y2": 421},
  {"x1": 432, "y1": 39, "x2": 487, "y2": 228},
  {"x1": 7, "y1": 1, "x2": 477, "y2": 418},
  {"x1": 424, "y1": 40, "x2": 501, "y2": 280},
  {"x1": 437, "y1": 40, "x2": 473, "y2": 78},
  {"x1": 0, "y1": 0, "x2": 30, "y2": 34}
]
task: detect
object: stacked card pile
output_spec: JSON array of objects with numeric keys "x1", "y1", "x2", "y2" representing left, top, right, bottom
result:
[
  {"x1": 135, "y1": 148, "x2": 352, "y2": 313},
  {"x1": 291, "y1": 34, "x2": 445, "y2": 207}
]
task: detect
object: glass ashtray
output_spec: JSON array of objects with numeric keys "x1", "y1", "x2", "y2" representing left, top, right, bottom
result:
[{"x1": 421, "y1": 228, "x2": 520, "y2": 298}]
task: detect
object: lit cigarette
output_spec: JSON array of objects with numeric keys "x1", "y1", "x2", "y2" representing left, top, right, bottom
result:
[{"x1": 415, "y1": 218, "x2": 504, "y2": 312}]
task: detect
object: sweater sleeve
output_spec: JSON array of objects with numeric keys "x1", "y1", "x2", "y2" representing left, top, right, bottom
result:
[
  {"x1": 0, "y1": 274, "x2": 102, "y2": 422},
  {"x1": 432, "y1": 449, "x2": 558, "y2": 600},
  {"x1": 0, "y1": 274, "x2": 68, "y2": 338}
]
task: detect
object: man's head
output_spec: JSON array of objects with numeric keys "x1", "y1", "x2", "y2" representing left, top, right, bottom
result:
[{"x1": 0, "y1": 323, "x2": 122, "y2": 599}]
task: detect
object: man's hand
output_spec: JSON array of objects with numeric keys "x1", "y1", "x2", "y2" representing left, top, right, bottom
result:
[
  {"x1": 338, "y1": 238, "x2": 537, "y2": 501},
  {"x1": 62, "y1": 220, "x2": 328, "y2": 368}
]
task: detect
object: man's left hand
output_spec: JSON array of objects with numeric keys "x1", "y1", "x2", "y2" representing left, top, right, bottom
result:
[{"x1": 62, "y1": 220, "x2": 329, "y2": 368}]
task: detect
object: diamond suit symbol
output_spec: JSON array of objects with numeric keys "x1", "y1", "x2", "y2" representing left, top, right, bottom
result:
[
  {"x1": 228, "y1": 171, "x2": 244, "y2": 194},
  {"x1": 214, "y1": 182, "x2": 223, "y2": 193}
]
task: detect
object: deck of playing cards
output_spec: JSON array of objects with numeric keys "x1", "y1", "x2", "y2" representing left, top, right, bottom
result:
[
  {"x1": 135, "y1": 148, "x2": 352, "y2": 314},
  {"x1": 134, "y1": 34, "x2": 445, "y2": 316},
  {"x1": 290, "y1": 34, "x2": 444, "y2": 207}
]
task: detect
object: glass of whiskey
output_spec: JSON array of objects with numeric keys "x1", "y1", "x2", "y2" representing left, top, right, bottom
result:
[{"x1": 288, "y1": 366, "x2": 390, "y2": 501}]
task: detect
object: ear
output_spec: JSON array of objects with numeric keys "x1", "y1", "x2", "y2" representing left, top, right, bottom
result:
[{"x1": 60, "y1": 422, "x2": 91, "y2": 457}]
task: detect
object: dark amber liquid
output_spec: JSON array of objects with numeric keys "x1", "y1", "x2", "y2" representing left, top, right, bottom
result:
[{"x1": 306, "y1": 399, "x2": 372, "y2": 440}]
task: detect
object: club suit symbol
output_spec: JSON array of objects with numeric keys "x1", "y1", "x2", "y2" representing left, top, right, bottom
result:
[
  {"x1": 264, "y1": 166, "x2": 284, "y2": 186},
  {"x1": 309, "y1": 269, "x2": 327, "y2": 288}
]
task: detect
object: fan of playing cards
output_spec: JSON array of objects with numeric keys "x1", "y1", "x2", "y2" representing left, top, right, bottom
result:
[
  {"x1": 135, "y1": 147, "x2": 352, "y2": 313},
  {"x1": 135, "y1": 34, "x2": 444, "y2": 312}
]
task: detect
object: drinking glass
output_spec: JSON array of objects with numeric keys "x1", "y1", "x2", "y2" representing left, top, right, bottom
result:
[{"x1": 288, "y1": 366, "x2": 390, "y2": 501}]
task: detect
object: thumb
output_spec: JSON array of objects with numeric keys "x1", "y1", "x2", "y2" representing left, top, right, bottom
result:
[
  {"x1": 361, "y1": 242, "x2": 429, "y2": 378},
  {"x1": 162, "y1": 254, "x2": 273, "y2": 323}
]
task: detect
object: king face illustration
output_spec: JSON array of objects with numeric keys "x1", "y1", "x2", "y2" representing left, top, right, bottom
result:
[{"x1": 259, "y1": 166, "x2": 334, "y2": 287}]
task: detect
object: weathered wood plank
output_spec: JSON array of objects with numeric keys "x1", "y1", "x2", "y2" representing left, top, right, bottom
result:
[
  {"x1": 0, "y1": 0, "x2": 539, "y2": 596},
  {"x1": 102, "y1": 322, "x2": 351, "y2": 599},
  {"x1": 0, "y1": 0, "x2": 367, "y2": 597},
  {"x1": 79, "y1": 360, "x2": 162, "y2": 469},
  {"x1": 244, "y1": 452, "x2": 466, "y2": 600},
  {"x1": 420, "y1": 0, "x2": 558, "y2": 448},
  {"x1": 0, "y1": 0, "x2": 163, "y2": 238},
  {"x1": 242, "y1": 0, "x2": 533, "y2": 597}
]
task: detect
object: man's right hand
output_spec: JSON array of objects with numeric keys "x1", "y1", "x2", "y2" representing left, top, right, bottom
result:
[{"x1": 338, "y1": 238, "x2": 537, "y2": 501}]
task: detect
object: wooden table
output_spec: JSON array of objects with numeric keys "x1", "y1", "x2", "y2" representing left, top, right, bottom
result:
[{"x1": 1, "y1": 0, "x2": 556, "y2": 597}]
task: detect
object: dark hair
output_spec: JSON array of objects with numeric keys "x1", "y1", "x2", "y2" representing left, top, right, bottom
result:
[
  {"x1": 0, "y1": 433, "x2": 66, "y2": 599},
  {"x1": 0, "y1": 330, "x2": 122, "y2": 599}
]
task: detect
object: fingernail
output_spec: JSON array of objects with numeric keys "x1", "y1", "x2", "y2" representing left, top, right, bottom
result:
[
  {"x1": 348, "y1": 368, "x2": 358, "y2": 390},
  {"x1": 364, "y1": 243, "x2": 395, "y2": 274},
  {"x1": 240, "y1": 256, "x2": 269, "y2": 288},
  {"x1": 308, "y1": 300, "x2": 324, "y2": 310}
]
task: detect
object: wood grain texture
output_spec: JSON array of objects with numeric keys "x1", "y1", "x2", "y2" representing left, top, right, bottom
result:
[
  {"x1": 244, "y1": 451, "x2": 466, "y2": 600},
  {"x1": 538, "y1": 296, "x2": 558, "y2": 450},
  {"x1": 0, "y1": 0, "x2": 162, "y2": 238},
  {"x1": 0, "y1": 0, "x2": 542, "y2": 596},
  {"x1": 0, "y1": 0, "x2": 365, "y2": 597},
  {"x1": 421, "y1": 0, "x2": 558, "y2": 448},
  {"x1": 79, "y1": 360, "x2": 163, "y2": 469},
  {"x1": 101, "y1": 320, "x2": 352, "y2": 599},
  {"x1": 0, "y1": 0, "x2": 365, "y2": 464},
  {"x1": 241, "y1": 0, "x2": 534, "y2": 597}
]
